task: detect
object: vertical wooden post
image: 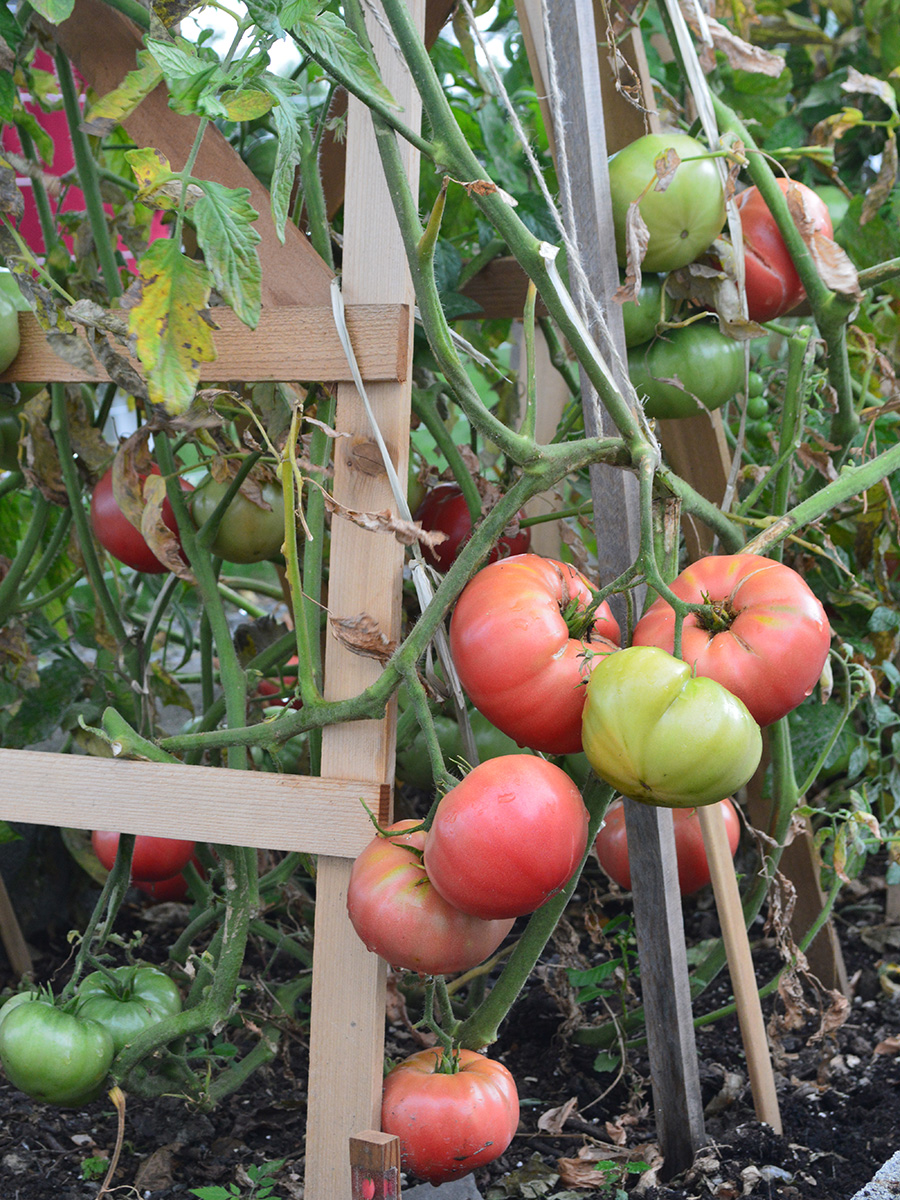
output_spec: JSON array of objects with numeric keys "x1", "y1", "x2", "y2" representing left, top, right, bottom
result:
[
  {"x1": 350, "y1": 1131, "x2": 401, "y2": 1200},
  {"x1": 303, "y1": 4, "x2": 424, "y2": 1198}
]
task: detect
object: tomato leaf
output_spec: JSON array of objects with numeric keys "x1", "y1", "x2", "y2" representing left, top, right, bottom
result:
[
  {"x1": 290, "y1": 10, "x2": 398, "y2": 111},
  {"x1": 192, "y1": 182, "x2": 262, "y2": 329},
  {"x1": 82, "y1": 50, "x2": 163, "y2": 135},
  {"x1": 146, "y1": 37, "x2": 229, "y2": 119},
  {"x1": 23, "y1": 0, "x2": 74, "y2": 22},
  {"x1": 128, "y1": 238, "x2": 217, "y2": 415}
]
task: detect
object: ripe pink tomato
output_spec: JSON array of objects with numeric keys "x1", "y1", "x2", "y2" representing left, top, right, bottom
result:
[
  {"x1": 414, "y1": 483, "x2": 530, "y2": 573},
  {"x1": 594, "y1": 797, "x2": 740, "y2": 894},
  {"x1": 449, "y1": 554, "x2": 620, "y2": 755},
  {"x1": 736, "y1": 178, "x2": 833, "y2": 323},
  {"x1": 424, "y1": 755, "x2": 589, "y2": 920},
  {"x1": 382, "y1": 1047, "x2": 519, "y2": 1184},
  {"x1": 347, "y1": 821, "x2": 514, "y2": 976},
  {"x1": 91, "y1": 831, "x2": 197, "y2": 883},
  {"x1": 632, "y1": 554, "x2": 831, "y2": 727},
  {"x1": 90, "y1": 465, "x2": 188, "y2": 574}
]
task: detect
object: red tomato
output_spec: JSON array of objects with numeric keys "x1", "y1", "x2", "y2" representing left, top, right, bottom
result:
[
  {"x1": 736, "y1": 179, "x2": 833, "y2": 323},
  {"x1": 632, "y1": 554, "x2": 831, "y2": 727},
  {"x1": 449, "y1": 554, "x2": 620, "y2": 755},
  {"x1": 91, "y1": 831, "x2": 197, "y2": 883},
  {"x1": 424, "y1": 756, "x2": 589, "y2": 920},
  {"x1": 90, "y1": 465, "x2": 187, "y2": 574},
  {"x1": 594, "y1": 797, "x2": 740, "y2": 894},
  {"x1": 256, "y1": 656, "x2": 301, "y2": 708},
  {"x1": 382, "y1": 1047, "x2": 519, "y2": 1184},
  {"x1": 134, "y1": 873, "x2": 190, "y2": 902},
  {"x1": 347, "y1": 821, "x2": 514, "y2": 976},
  {"x1": 415, "y1": 483, "x2": 530, "y2": 573}
]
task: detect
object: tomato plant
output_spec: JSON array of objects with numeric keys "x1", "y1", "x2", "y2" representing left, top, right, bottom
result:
[
  {"x1": 395, "y1": 705, "x2": 527, "y2": 789},
  {"x1": 347, "y1": 820, "x2": 514, "y2": 975},
  {"x1": 75, "y1": 965, "x2": 183, "y2": 1054},
  {"x1": 0, "y1": 998, "x2": 114, "y2": 1106},
  {"x1": 735, "y1": 179, "x2": 833, "y2": 323},
  {"x1": 628, "y1": 321, "x2": 745, "y2": 419},
  {"x1": 381, "y1": 1047, "x2": 519, "y2": 1184},
  {"x1": 423, "y1": 755, "x2": 589, "y2": 920},
  {"x1": 190, "y1": 475, "x2": 285, "y2": 564},
  {"x1": 581, "y1": 646, "x2": 762, "y2": 807},
  {"x1": 91, "y1": 831, "x2": 197, "y2": 883},
  {"x1": 594, "y1": 797, "x2": 740, "y2": 894},
  {"x1": 90, "y1": 465, "x2": 187, "y2": 574},
  {"x1": 609, "y1": 133, "x2": 726, "y2": 273},
  {"x1": 449, "y1": 554, "x2": 620, "y2": 755},
  {"x1": 414, "y1": 483, "x2": 530, "y2": 572},
  {"x1": 632, "y1": 554, "x2": 832, "y2": 726}
]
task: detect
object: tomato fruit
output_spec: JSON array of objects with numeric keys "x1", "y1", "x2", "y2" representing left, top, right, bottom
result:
[
  {"x1": 75, "y1": 965, "x2": 182, "y2": 1054},
  {"x1": 396, "y1": 707, "x2": 528, "y2": 790},
  {"x1": 347, "y1": 820, "x2": 514, "y2": 975},
  {"x1": 414, "y1": 483, "x2": 530, "y2": 573},
  {"x1": 424, "y1": 755, "x2": 589, "y2": 920},
  {"x1": 581, "y1": 646, "x2": 762, "y2": 808},
  {"x1": 632, "y1": 554, "x2": 831, "y2": 727},
  {"x1": 449, "y1": 554, "x2": 620, "y2": 755},
  {"x1": 609, "y1": 133, "x2": 726, "y2": 273},
  {"x1": 0, "y1": 998, "x2": 114, "y2": 1106},
  {"x1": 190, "y1": 475, "x2": 285, "y2": 563},
  {"x1": 735, "y1": 178, "x2": 833, "y2": 323},
  {"x1": 0, "y1": 269, "x2": 23, "y2": 374},
  {"x1": 594, "y1": 797, "x2": 740, "y2": 894},
  {"x1": 91, "y1": 830, "x2": 197, "y2": 883},
  {"x1": 628, "y1": 321, "x2": 745, "y2": 420},
  {"x1": 0, "y1": 408, "x2": 22, "y2": 472},
  {"x1": 90, "y1": 465, "x2": 187, "y2": 574},
  {"x1": 620, "y1": 272, "x2": 671, "y2": 348},
  {"x1": 382, "y1": 1047, "x2": 519, "y2": 1184}
]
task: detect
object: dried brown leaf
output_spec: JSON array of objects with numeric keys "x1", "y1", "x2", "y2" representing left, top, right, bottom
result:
[
  {"x1": 537, "y1": 1096, "x2": 578, "y2": 1134},
  {"x1": 133, "y1": 1145, "x2": 179, "y2": 1192},
  {"x1": 557, "y1": 1141, "x2": 661, "y2": 1190},
  {"x1": 795, "y1": 441, "x2": 840, "y2": 480},
  {"x1": 324, "y1": 494, "x2": 445, "y2": 548},
  {"x1": 652, "y1": 148, "x2": 681, "y2": 192},
  {"x1": 809, "y1": 990, "x2": 850, "y2": 1043},
  {"x1": 703, "y1": 17, "x2": 786, "y2": 76},
  {"x1": 622, "y1": 201, "x2": 650, "y2": 291},
  {"x1": 862, "y1": 133, "x2": 898, "y2": 224},
  {"x1": 873, "y1": 1034, "x2": 900, "y2": 1056},
  {"x1": 329, "y1": 614, "x2": 396, "y2": 663},
  {"x1": 843, "y1": 66, "x2": 899, "y2": 111},
  {"x1": 141, "y1": 473, "x2": 194, "y2": 582}
]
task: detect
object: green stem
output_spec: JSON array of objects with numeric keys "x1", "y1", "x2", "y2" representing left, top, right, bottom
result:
[
  {"x1": 0, "y1": 491, "x2": 51, "y2": 625},
  {"x1": 98, "y1": 0, "x2": 150, "y2": 27},
  {"x1": 411, "y1": 390, "x2": 482, "y2": 523}
]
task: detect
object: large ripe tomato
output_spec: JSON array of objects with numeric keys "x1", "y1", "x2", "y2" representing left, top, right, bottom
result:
[
  {"x1": 423, "y1": 756, "x2": 589, "y2": 920},
  {"x1": 75, "y1": 965, "x2": 183, "y2": 1054},
  {"x1": 632, "y1": 554, "x2": 831, "y2": 727},
  {"x1": 609, "y1": 133, "x2": 726, "y2": 273},
  {"x1": 91, "y1": 830, "x2": 197, "y2": 883},
  {"x1": 581, "y1": 646, "x2": 762, "y2": 808},
  {"x1": 347, "y1": 820, "x2": 514, "y2": 976},
  {"x1": 628, "y1": 321, "x2": 744, "y2": 419},
  {"x1": 736, "y1": 178, "x2": 833, "y2": 323},
  {"x1": 190, "y1": 475, "x2": 285, "y2": 564},
  {"x1": 594, "y1": 797, "x2": 740, "y2": 894},
  {"x1": 0, "y1": 998, "x2": 115, "y2": 1106},
  {"x1": 382, "y1": 1047, "x2": 519, "y2": 1184},
  {"x1": 449, "y1": 554, "x2": 620, "y2": 755},
  {"x1": 90, "y1": 465, "x2": 186, "y2": 574},
  {"x1": 414, "y1": 483, "x2": 530, "y2": 573}
]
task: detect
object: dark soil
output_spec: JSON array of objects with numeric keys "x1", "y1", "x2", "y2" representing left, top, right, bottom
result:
[{"x1": 1, "y1": 840, "x2": 899, "y2": 1200}]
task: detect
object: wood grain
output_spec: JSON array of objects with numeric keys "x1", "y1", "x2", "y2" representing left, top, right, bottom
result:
[
  {"x1": 0, "y1": 305, "x2": 411, "y2": 385},
  {"x1": 0, "y1": 749, "x2": 383, "y2": 857}
]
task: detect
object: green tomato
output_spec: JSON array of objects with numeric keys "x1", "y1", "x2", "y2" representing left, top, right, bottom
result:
[
  {"x1": 620, "y1": 273, "x2": 671, "y2": 349},
  {"x1": 746, "y1": 394, "x2": 769, "y2": 421},
  {"x1": 609, "y1": 133, "x2": 726, "y2": 273},
  {"x1": 581, "y1": 645, "x2": 762, "y2": 808},
  {"x1": 628, "y1": 321, "x2": 744, "y2": 419},
  {"x1": 0, "y1": 409, "x2": 22, "y2": 472},
  {"x1": 0, "y1": 990, "x2": 40, "y2": 1031},
  {"x1": 0, "y1": 269, "x2": 26, "y2": 376},
  {"x1": 75, "y1": 965, "x2": 183, "y2": 1054},
  {"x1": 747, "y1": 370, "x2": 764, "y2": 398},
  {"x1": 0, "y1": 999, "x2": 115, "y2": 1106},
  {"x1": 191, "y1": 475, "x2": 285, "y2": 563}
]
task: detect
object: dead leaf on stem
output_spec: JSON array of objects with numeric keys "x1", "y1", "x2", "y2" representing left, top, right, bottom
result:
[
  {"x1": 324, "y1": 494, "x2": 447, "y2": 549},
  {"x1": 329, "y1": 614, "x2": 396, "y2": 663}
]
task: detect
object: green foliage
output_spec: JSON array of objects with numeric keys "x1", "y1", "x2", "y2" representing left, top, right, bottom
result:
[{"x1": 189, "y1": 1158, "x2": 287, "y2": 1200}]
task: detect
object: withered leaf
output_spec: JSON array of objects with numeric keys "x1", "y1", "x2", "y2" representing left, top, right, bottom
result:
[
  {"x1": 862, "y1": 133, "x2": 898, "y2": 224},
  {"x1": 141, "y1": 473, "x2": 194, "y2": 581},
  {"x1": 537, "y1": 1096, "x2": 578, "y2": 1134},
  {"x1": 622, "y1": 200, "x2": 650, "y2": 290},
  {"x1": 702, "y1": 16, "x2": 786, "y2": 76},
  {"x1": 329, "y1": 614, "x2": 396, "y2": 663},
  {"x1": 324, "y1": 494, "x2": 446, "y2": 549},
  {"x1": 652, "y1": 148, "x2": 681, "y2": 192}
]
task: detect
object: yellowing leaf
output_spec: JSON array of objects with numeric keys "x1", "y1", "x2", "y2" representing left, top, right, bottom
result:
[
  {"x1": 82, "y1": 50, "x2": 163, "y2": 133},
  {"x1": 128, "y1": 238, "x2": 218, "y2": 415},
  {"x1": 221, "y1": 88, "x2": 274, "y2": 122},
  {"x1": 126, "y1": 147, "x2": 179, "y2": 210}
]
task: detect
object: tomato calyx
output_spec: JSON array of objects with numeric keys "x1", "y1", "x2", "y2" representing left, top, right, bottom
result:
[{"x1": 695, "y1": 598, "x2": 737, "y2": 634}]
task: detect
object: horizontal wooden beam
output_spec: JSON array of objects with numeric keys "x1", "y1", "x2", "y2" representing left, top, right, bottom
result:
[
  {"x1": 0, "y1": 749, "x2": 386, "y2": 857},
  {"x1": 0, "y1": 304, "x2": 410, "y2": 385}
]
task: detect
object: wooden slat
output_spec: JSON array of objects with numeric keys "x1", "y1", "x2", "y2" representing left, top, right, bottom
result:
[
  {"x1": 50, "y1": 0, "x2": 334, "y2": 309},
  {"x1": 304, "y1": 3, "x2": 423, "y2": 1197},
  {"x1": 0, "y1": 305, "x2": 410, "y2": 385},
  {"x1": 0, "y1": 749, "x2": 383, "y2": 858},
  {"x1": 350, "y1": 1131, "x2": 401, "y2": 1200}
]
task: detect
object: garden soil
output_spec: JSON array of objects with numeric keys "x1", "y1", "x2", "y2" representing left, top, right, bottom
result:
[{"x1": 1, "y1": 839, "x2": 899, "y2": 1200}]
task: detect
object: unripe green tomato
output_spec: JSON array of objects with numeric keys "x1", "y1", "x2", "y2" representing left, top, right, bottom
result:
[
  {"x1": 620, "y1": 273, "x2": 670, "y2": 348},
  {"x1": 628, "y1": 321, "x2": 744, "y2": 419},
  {"x1": 746, "y1": 394, "x2": 769, "y2": 421},
  {"x1": 0, "y1": 999, "x2": 115, "y2": 1106},
  {"x1": 747, "y1": 370, "x2": 765, "y2": 398},
  {"x1": 581, "y1": 645, "x2": 762, "y2": 808},
  {"x1": 0, "y1": 307, "x2": 20, "y2": 376},
  {"x1": 0, "y1": 410, "x2": 22, "y2": 471},
  {"x1": 609, "y1": 133, "x2": 726, "y2": 273},
  {"x1": 191, "y1": 476, "x2": 285, "y2": 563}
]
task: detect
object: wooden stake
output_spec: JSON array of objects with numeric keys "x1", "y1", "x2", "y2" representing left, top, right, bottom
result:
[
  {"x1": 698, "y1": 803, "x2": 782, "y2": 1133},
  {"x1": 350, "y1": 1131, "x2": 401, "y2": 1200},
  {"x1": 0, "y1": 873, "x2": 33, "y2": 981}
]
